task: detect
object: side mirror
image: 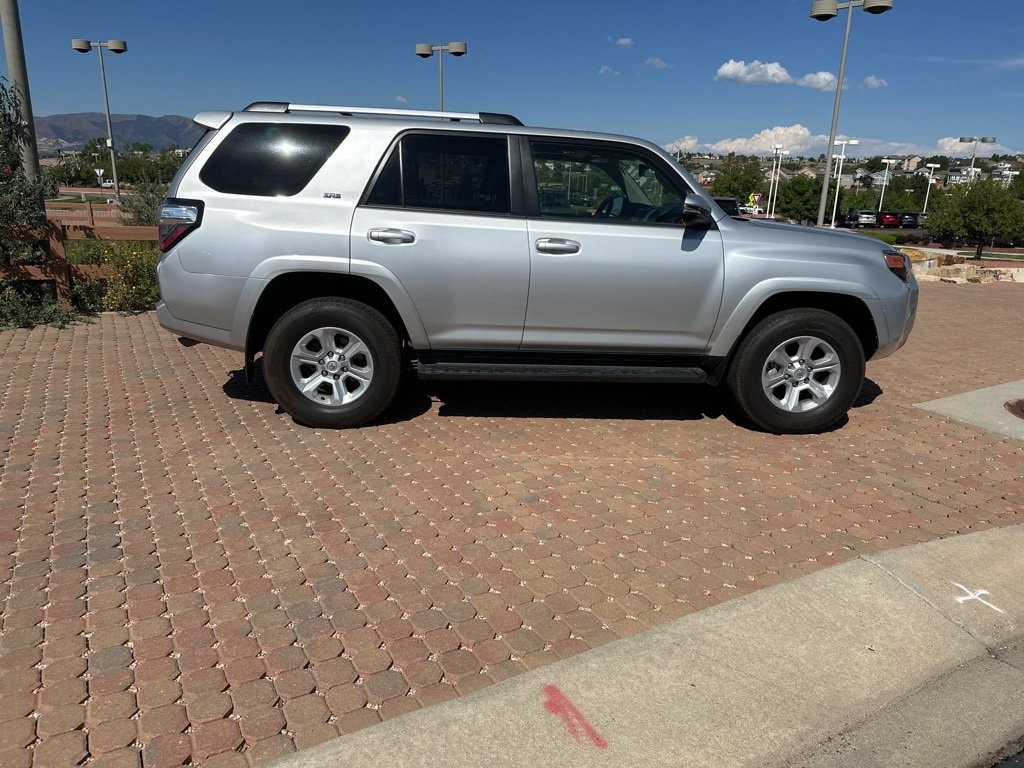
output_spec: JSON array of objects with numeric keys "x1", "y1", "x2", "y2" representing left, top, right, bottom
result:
[{"x1": 681, "y1": 193, "x2": 714, "y2": 229}]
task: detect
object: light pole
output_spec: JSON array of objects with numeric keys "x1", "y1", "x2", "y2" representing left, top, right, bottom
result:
[
  {"x1": 877, "y1": 157, "x2": 896, "y2": 210},
  {"x1": 770, "y1": 148, "x2": 790, "y2": 218},
  {"x1": 810, "y1": 0, "x2": 894, "y2": 226},
  {"x1": 958, "y1": 136, "x2": 995, "y2": 181},
  {"x1": 71, "y1": 38, "x2": 127, "y2": 200},
  {"x1": 1, "y1": 0, "x2": 41, "y2": 184},
  {"x1": 922, "y1": 163, "x2": 940, "y2": 212},
  {"x1": 414, "y1": 41, "x2": 468, "y2": 111},
  {"x1": 829, "y1": 137, "x2": 858, "y2": 227},
  {"x1": 766, "y1": 144, "x2": 782, "y2": 218},
  {"x1": 1003, "y1": 170, "x2": 1020, "y2": 189}
]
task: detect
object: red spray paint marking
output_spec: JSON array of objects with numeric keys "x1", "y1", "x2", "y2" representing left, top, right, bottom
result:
[{"x1": 543, "y1": 684, "x2": 608, "y2": 749}]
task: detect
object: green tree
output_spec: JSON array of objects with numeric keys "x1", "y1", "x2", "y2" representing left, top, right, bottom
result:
[
  {"x1": 775, "y1": 176, "x2": 822, "y2": 223},
  {"x1": 927, "y1": 180, "x2": 1024, "y2": 258},
  {"x1": 710, "y1": 157, "x2": 764, "y2": 203},
  {"x1": 1, "y1": 78, "x2": 56, "y2": 264},
  {"x1": 839, "y1": 188, "x2": 876, "y2": 214}
]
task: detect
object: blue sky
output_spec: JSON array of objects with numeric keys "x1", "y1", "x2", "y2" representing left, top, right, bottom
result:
[{"x1": 4, "y1": 0, "x2": 1024, "y2": 159}]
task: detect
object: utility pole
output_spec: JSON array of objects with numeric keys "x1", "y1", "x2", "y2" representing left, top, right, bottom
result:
[{"x1": 1, "y1": 0, "x2": 41, "y2": 181}]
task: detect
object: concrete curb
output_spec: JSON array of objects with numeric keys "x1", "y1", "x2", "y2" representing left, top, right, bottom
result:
[{"x1": 268, "y1": 526, "x2": 1024, "y2": 768}]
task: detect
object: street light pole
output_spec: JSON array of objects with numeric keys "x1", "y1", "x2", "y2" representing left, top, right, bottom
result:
[
  {"x1": 877, "y1": 157, "x2": 896, "y2": 211},
  {"x1": 1, "y1": 0, "x2": 41, "y2": 184},
  {"x1": 922, "y1": 163, "x2": 940, "y2": 213},
  {"x1": 810, "y1": 0, "x2": 894, "y2": 227},
  {"x1": 71, "y1": 39, "x2": 127, "y2": 200},
  {"x1": 769, "y1": 148, "x2": 789, "y2": 218},
  {"x1": 766, "y1": 144, "x2": 782, "y2": 219},
  {"x1": 958, "y1": 135, "x2": 995, "y2": 181},
  {"x1": 414, "y1": 42, "x2": 468, "y2": 111},
  {"x1": 830, "y1": 138, "x2": 858, "y2": 227}
]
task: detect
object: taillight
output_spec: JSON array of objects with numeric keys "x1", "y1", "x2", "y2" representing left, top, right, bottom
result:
[
  {"x1": 884, "y1": 249, "x2": 910, "y2": 282},
  {"x1": 158, "y1": 199, "x2": 203, "y2": 252}
]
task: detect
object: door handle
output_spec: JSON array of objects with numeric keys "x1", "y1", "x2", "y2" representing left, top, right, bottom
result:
[
  {"x1": 535, "y1": 238, "x2": 580, "y2": 255},
  {"x1": 368, "y1": 228, "x2": 416, "y2": 245}
]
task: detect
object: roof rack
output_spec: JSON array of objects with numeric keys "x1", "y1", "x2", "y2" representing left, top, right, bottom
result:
[{"x1": 243, "y1": 102, "x2": 523, "y2": 126}]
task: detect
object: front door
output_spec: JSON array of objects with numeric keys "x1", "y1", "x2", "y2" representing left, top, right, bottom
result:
[{"x1": 523, "y1": 139, "x2": 725, "y2": 352}]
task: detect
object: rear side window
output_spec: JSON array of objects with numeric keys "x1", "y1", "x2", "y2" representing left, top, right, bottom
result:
[
  {"x1": 366, "y1": 134, "x2": 510, "y2": 215},
  {"x1": 199, "y1": 123, "x2": 350, "y2": 196}
]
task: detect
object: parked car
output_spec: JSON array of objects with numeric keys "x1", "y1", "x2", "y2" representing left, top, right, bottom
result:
[
  {"x1": 156, "y1": 101, "x2": 917, "y2": 434},
  {"x1": 899, "y1": 212, "x2": 919, "y2": 228},
  {"x1": 845, "y1": 210, "x2": 877, "y2": 228},
  {"x1": 878, "y1": 212, "x2": 900, "y2": 228},
  {"x1": 714, "y1": 197, "x2": 741, "y2": 216},
  {"x1": 100, "y1": 180, "x2": 115, "y2": 189}
]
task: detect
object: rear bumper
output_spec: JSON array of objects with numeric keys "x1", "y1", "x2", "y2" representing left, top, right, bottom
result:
[{"x1": 155, "y1": 300, "x2": 237, "y2": 349}]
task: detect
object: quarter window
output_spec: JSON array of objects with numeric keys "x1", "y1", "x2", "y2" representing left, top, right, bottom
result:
[{"x1": 200, "y1": 123, "x2": 350, "y2": 197}]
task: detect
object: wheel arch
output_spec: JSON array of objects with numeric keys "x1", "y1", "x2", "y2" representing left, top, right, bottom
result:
[
  {"x1": 708, "y1": 289, "x2": 879, "y2": 385},
  {"x1": 244, "y1": 272, "x2": 415, "y2": 379}
]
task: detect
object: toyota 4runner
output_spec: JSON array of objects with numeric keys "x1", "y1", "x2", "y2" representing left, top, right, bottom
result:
[{"x1": 156, "y1": 103, "x2": 918, "y2": 434}]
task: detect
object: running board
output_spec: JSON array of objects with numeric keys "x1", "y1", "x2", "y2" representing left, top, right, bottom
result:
[{"x1": 417, "y1": 362, "x2": 708, "y2": 383}]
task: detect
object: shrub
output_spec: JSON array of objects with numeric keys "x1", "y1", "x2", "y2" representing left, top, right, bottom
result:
[
  {"x1": 98, "y1": 241, "x2": 160, "y2": 312},
  {"x1": 118, "y1": 179, "x2": 167, "y2": 226},
  {"x1": 0, "y1": 281, "x2": 75, "y2": 329}
]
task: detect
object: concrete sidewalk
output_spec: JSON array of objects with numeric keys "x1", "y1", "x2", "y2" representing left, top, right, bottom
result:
[{"x1": 268, "y1": 526, "x2": 1024, "y2": 768}]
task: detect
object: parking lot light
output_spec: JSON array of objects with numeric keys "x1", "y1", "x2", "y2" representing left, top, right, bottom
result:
[
  {"x1": 71, "y1": 38, "x2": 128, "y2": 199},
  {"x1": 415, "y1": 42, "x2": 468, "y2": 111},
  {"x1": 830, "y1": 138, "x2": 859, "y2": 227},
  {"x1": 958, "y1": 136, "x2": 996, "y2": 181},
  {"x1": 810, "y1": 0, "x2": 894, "y2": 226}
]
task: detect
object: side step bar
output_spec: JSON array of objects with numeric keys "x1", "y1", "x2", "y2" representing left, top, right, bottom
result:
[{"x1": 417, "y1": 362, "x2": 708, "y2": 384}]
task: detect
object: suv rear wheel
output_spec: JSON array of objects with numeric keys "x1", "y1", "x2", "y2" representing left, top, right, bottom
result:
[
  {"x1": 726, "y1": 309, "x2": 864, "y2": 434},
  {"x1": 263, "y1": 298, "x2": 401, "y2": 428}
]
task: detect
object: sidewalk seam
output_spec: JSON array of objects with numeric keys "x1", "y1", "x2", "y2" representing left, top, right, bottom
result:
[{"x1": 859, "y1": 553, "x2": 996, "y2": 650}]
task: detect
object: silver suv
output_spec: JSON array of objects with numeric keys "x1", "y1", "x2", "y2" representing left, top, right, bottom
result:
[{"x1": 157, "y1": 102, "x2": 918, "y2": 434}]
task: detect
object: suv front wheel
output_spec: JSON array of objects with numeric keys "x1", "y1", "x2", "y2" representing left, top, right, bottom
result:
[
  {"x1": 726, "y1": 309, "x2": 865, "y2": 434},
  {"x1": 263, "y1": 298, "x2": 401, "y2": 428}
]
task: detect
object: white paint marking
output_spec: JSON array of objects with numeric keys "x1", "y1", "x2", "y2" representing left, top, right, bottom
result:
[{"x1": 952, "y1": 582, "x2": 1006, "y2": 614}]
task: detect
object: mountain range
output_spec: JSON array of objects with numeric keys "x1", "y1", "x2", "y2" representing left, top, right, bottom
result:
[{"x1": 33, "y1": 113, "x2": 203, "y2": 155}]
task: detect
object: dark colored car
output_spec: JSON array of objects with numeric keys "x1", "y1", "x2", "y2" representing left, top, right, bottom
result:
[
  {"x1": 878, "y1": 212, "x2": 900, "y2": 228},
  {"x1": 714, "y1": 197, "x2": 742, "y2": 217},
  {"x1": 899, "y1": 212, "x2": 919, "y2": 228}
]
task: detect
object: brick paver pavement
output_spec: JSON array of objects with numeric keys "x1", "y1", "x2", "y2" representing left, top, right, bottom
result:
[{"x1": 1, "y1": 281, "x2": 1022, "y2": 767}]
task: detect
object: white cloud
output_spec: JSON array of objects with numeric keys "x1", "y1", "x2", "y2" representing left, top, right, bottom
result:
[
  {"x1": 613, "y1": 37, "x2": 634, "y2": 47},
  {"x1": 715, "y1": 59, "x2": 793, "y2": 86},
  {"x1": 660, "y1": 128, "x2": 1021, "y2": 161},
  {"x1": 715, "y1": 59, "x2": 848, "y2": 91},
  {"x1": 706, "y1": 125, "x2": 822, "y2": 155},
  {"x1": 862, "y1": 75, "x2": 888, "y2": 89},
  {"x1": 663, "y1": 136, "x2": 699, "y2": 154},
  {"x1": 936, "y1": 136, "x2": 1016, "y2": 158},
  {"x1": 598, "y1": 65, "x2": 620, "y2": 77},
  {"x1": 645, "y1": 56, "x2": 668, "y2": 70},
  {"x1": 796, "y1": 72, "x2": 838, "y2": 91},
  {"x1": 395, "y1": 95, "x2": 408, "y2": 104}
]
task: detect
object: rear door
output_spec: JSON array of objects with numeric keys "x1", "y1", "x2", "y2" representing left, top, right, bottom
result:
[
  {"x1": 522, "y1": 138, "x2": 725, "y2": 352},
  {"x1": 351, "y1": 132, "x2": 529, "y2": 349}
]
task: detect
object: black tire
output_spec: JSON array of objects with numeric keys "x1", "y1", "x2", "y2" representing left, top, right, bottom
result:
[
  {"x1": 263, "y1": 297, "x2": 401, "y2": 428},
  {"x1": 726, "y1": 309, "x2": 864, "y2": 434}
]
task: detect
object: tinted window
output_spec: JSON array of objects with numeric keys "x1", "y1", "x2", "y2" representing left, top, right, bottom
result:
[
  {"x1": 200, "y1": 123, "x2": 350, "y2": 196},
  {"x1": 368, "y1": 134, "x2": 510, "y2": 214}
]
